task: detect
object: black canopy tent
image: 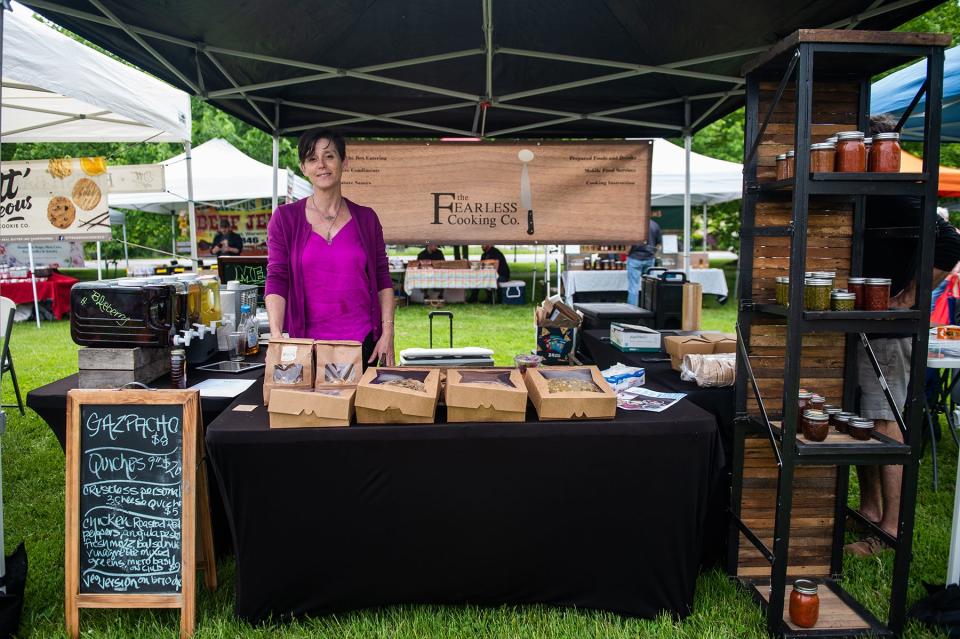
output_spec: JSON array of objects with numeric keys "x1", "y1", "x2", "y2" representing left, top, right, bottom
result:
[{"x1": 17, "y1": 0, "x2": 944, "y2": 260}]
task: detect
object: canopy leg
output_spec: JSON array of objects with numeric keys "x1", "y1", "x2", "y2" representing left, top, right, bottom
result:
[{"x1": 27, "y1": 243, "x2": 39, "y2": 328}]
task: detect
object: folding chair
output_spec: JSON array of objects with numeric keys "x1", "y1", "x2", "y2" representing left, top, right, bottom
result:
[{"x1": 0, "y1": 298, "x2": 24, "y2": 416}]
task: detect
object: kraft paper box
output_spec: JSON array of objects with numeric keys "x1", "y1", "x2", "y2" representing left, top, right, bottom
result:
[
  {"x1": 524, "y1": 365, "x2": 616, "y2": 421},
  {"x1": 314, "y1": 340, "x2": 363, "y2": 390},
  {"x1": 610, "y1": 322, "x2": 660, "y2": 352},
  {"x1": 268, "y1": 387, "x2": 355, "y2": 429},
  {"x1": 663, "y1": 334, "x2": 715, "y2": 371},
  {"x1": 263, "y1": 337, "x2": 315, "y2": 405},
  {"x1": 355, "y1": 367, "x2": 440, "y2": 424},
  {"x1": 701, "y1": 332, "x2": 737, "y2": 354},
  {"x1": 445, "y1": 368, "x2": 528, "y2": 423}
]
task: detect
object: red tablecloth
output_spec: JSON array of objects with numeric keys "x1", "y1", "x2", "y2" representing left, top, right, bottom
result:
[{"x1": 0, "y1": 272, "x2": 78, "y2": 319}]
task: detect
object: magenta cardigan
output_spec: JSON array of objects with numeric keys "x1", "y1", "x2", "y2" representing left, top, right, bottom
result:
[{"x1": 265, "y1": 197, "x2": 393, "y2": 340}]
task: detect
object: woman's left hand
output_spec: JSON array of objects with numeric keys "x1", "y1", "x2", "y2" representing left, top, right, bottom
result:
[{"x1": 369, "y1": 328, "x2": 395, "y2": 366}]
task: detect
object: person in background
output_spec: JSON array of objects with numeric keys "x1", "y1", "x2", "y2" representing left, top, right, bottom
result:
[
  {"x1": 265, "y1": 127, "x2": 395, "y2": 367},
  {"x1": 468, "y1": 244, "x2": 511, "y2": 303},
  {"x1": 845, "y1": 115, "x2": 960, "y2": 556},
  {"x1": 626, "y1": 219, "x2": 663, "y2": 306},
  {"x1": 417, "y1": 242, "x2": 445, "y2": 262},
  {"x1": 210, "y1": 218, "x2": 244, "y2": 256},
  {"x1": 931, "y1": 207, "x2": 955, "y2": 312}
]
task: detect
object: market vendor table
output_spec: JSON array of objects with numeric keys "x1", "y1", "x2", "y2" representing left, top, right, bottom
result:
[
  {"x1": 206, "y1": 383, "x2": 722, "y2": 622},
  {"x1": 562, "y1": 268, "x2": 729, "y2": 305},
  {"x1": 403, "y1": 268, "x2": 498, "y2": 294},
  {"x1": 0, "y1": 271, "x2": 78, "y2": 319}
]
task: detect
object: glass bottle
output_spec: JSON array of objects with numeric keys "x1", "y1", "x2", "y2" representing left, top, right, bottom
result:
[
  {"x1": 239, "y1": 304, "x2": 260, "y2": 356},
  {"x1": 170, "y1": 348, "x2": 187, "y2": 389}
]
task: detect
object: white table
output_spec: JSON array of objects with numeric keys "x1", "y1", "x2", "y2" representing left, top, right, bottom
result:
[
  {"x1": 929, "y1": 343, "x2": 960, "y2": 585},
  {"x1": 561, "y1": 268, "x2": 729, "y2": 306}
]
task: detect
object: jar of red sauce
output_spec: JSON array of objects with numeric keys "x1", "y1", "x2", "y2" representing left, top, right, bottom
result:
[
  {"x1": 864, "y1": 278, "x2": 891, "y2": 311},
  {"x1": 789, "y1": 579, "x2": 820, "y2": 628},
  {"x1": 785, "y1": 150, "x2": 795, "y2": 179},
  {"x1": 776, "y1": 153, "x2": 787, "y2": 180},
  {"x1": 847, "y1": 277, "x2": 866, "y2": 310},
  {"x1": 835, "y1": 131, "x2": 866, "y2": 172},
  {"x1": 869, "y1": 132, "x2": 901, "y2": 172},
  {"x1": 801, "y1": 409, "x2": 829, "y2": 442},
  {"x1": 810, "y1": 142, "x2": 835, "y2": 173}
]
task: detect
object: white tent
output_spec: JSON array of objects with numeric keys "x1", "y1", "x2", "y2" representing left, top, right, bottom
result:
[
  {"x1": 2, "y1": 2, "x2": 190, "y2": 142},
  {"x1": 649, "y1": 138, "x2": 742, "y2": 206},
  {"x1": 109, "y1": 138, "x2": 311, "y2": 211}
]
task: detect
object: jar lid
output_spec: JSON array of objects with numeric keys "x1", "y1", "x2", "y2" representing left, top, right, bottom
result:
[
  {"x1": 810, "y1": 394, "x2": 824, "y2": 401},
  {"x1": 866, "y1": 277, "x2": 892, "y2": 285},
  {"x1": 824, "y1": 406, "x2": 841, "y2": 415},
  {"x1": 802, "y1": 409, "x2": 828, "y2": 421},
  {"x1": 826, "y1": 135, "x2": 838, "y2": 144},
  {"x1": 836, "y1": 412, "x2": 857, "y2": 423},
  {"x1": 832, "y1": 291, "x2": 856, "y2": 300},
  {"x1": 798, "y1": 390, "x2": 813, "y2": 398},
  {"x1": 849, "y1": 417, "x2": 875, "y2": 429},
  {"x1": 171, "y1": 348, "x2": 186, "y2": 356},
  {"x1": 805, "y1": 278, "x2": 832, "y2": 287},
  {"x1": 810, "y1": 142, "x2": 835, "y2": 151},
  {"x1": 786, "y1": 150, "x2": 795, "y2": 157},
  {"x1": 847, "y1": 277, "x2": 866, "y2": 284},
  {"x1": 776, "y1": 276, "x2": 789, "y2": 283},
  {"x1": 776, "y1": 154, "x2": 787, "y2": 160},
  {"x1": 794, "y1": 579, "x2": 819, "y2": 595},
  {"x1": 811, "y1": 271, "x2": 836, "y2": 278},
  {"x1": 837, "y1": 131, "x2": 865, "y2": 140},
  {"x1": 874, "y1": 132, "x2": 900, "y2": 141},
  {"x1": 864, "y1": 137, "x2": 873, "y2": 145}
]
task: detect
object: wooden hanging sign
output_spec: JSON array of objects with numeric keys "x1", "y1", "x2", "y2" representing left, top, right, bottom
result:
[{"x1": 64, "y1": 388, "x2": 213, "y2": 639}]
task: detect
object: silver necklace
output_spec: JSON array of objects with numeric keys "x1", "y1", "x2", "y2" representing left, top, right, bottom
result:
[{"x1": 312, "y1": 194, "x2": 343, "y2": 245}]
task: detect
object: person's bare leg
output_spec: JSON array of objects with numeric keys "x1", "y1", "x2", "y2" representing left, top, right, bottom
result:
[
  {"x1": 855, "y1": 464, "x2": 882, "y2": 523},
  {"x1": 875, "y1": 418, "x2": 902, "y2": 538}
]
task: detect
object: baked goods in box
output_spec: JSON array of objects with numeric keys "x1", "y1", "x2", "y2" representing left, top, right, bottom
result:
[
  {"x1": 445, "y1": 368, "x2": 528, "y2": 423},
  {"x1": 263, "y1": 337, "x2": 315, "y2": 405},
  {"x1": 355, "y1": 367, "x2": 440, "y2": 424}
]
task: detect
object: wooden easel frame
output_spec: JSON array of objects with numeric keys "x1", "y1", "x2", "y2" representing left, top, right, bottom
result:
[{"x1": 64, "y1": 389, "x2": 214, "y2": 639}]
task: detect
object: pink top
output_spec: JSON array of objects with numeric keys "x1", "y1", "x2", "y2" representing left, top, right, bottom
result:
[{"x1": 301, "y1": 218, "x2": 372, "y2": 341}]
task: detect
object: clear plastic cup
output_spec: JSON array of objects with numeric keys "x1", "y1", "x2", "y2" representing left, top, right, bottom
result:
[
  {"x1": 227, "y1": 332, "x2": 246, "y2": 362},
  {"x1": 514, "y1": 354, "x2": 543, "y2": 375}
]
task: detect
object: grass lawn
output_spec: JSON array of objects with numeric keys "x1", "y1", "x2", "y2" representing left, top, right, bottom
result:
[{"x1": 1, "y1": 269, "x2": 954, "y2": 638}]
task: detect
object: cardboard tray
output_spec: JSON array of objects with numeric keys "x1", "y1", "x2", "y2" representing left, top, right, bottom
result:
[{"x1": 445, "y1": 368, "x2": 528, "y2": 423}]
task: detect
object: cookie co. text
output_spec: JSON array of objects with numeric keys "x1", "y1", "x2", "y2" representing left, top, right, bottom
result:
[{"x1": 0, "y1": 167, "x2": 32, "y2": 222}]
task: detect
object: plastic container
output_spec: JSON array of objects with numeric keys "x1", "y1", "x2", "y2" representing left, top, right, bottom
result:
[
  {"x1": 239, "y1": 304, "x2": 260, "y2": 356},
  {"x1": 869, "y1": 132, "x2": 901, "y2": 172},
  {"x1": 789, "y1": 579, "x2": 820, "y2": 628},
  {"x1": 515, "y1": 354, "x2": 543, "y2": 375},
  {"x1": 835, "y1": 131, "x2": 866, "y2": 172}
]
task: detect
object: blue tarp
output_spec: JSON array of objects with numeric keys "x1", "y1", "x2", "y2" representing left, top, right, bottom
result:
[{"x1": 871, "y1": 45, "x2": 960, "y2": 142}]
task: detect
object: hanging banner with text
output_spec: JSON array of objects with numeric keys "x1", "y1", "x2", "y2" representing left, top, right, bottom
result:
[
  {"x1": 194, "y1": 202, "x2": 270, "y2": 257},
  {"x1": 342, "y1": 141, "x2": 652, "y2": 244},
  {"x1": 0, "y1": 157, "x2": 111, "y2": 242}
]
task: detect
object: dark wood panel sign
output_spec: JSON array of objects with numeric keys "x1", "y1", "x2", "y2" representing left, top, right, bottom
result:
[{"x1": 65, "y1": 389, "x2": 212, "y2": 639}]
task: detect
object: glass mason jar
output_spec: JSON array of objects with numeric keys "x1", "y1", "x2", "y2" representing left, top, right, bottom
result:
[
  {"x1": 810, "y1": 142, "x2": 836, "y2": 173},
  {"x1": 847, "y1": 277, "x2": 866, "y2": 310},
  {"x1": 864, "y1": 278, "x2": 892, "y2": 311},
  {"x1": 789, "y1": 579, "x2": 820, "y2": 628},
  {"x1": 835, "y1": 131, "x2": 866, "y2": 172},
  {"x1": 831, "y1": 290, "x2": 856, "y2": 312},
  {"x1": 869, "y1": 131, "x2": 901, "y2": 172}
]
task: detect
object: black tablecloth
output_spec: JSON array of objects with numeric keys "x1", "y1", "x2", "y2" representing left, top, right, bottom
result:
[
  {"x1": 206, "y1": 384, "x2": 723, "y2": 623},
  {"x1": 579, "y1": 329, "x2": 735, "y2": 447}
]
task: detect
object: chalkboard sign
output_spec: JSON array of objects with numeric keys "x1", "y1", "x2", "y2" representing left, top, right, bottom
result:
[
  {"x1": 65, "y1": 389, "x2": 212, "y2": 639},
  {"x1": 217, "y1": 256, "x2": 267, "y2": 303}
]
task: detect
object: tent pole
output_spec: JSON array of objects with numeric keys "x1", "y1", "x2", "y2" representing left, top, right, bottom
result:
[
  {"x1": 683, "y1": 98, "x2": 692, "y2": 275},
  {"x1": 272, "y1": 99, "x2": 280, "y2": 210},
  {"x1": 531, "y1": 244, "x2": 538, "y2": 301},
  {"x1": 170, "y1": 212, "x2": 176, "y2": 259},
  {"x1": 546, "y1": 245, "x2": 551, "y2": 299},
  {"x1": 122, "y1": 218, "x2": 129, "y2": 273},
  {"x1": 184, "y1": 141, "x2": 199, "y2": 267},
  {"x1": 27, "y1": 242, "x2": 39, "y2": 329},
  {"x1": 703, "y1": 203, "x2": 708, "y2": 252},
  {"x1": 96, "y1": 241, "x2": 102, "y2": 280}
]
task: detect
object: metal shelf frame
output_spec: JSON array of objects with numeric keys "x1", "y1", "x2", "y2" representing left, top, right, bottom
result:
[{"x1": 729, "y1": 34, "x2": 945, "y2": 639}]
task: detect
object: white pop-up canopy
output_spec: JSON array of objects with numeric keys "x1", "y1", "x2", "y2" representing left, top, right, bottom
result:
[
  {"x1": 649, "y1": 138, "x2": 743, "y2": 206},
  {"x1": 109, "y1": 138, "x2": 312, "y2": 211},
  {"x1": 2, "y1": 2, "x2": 190, "y2": 142}
]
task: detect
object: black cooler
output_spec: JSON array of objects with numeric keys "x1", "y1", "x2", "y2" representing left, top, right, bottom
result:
[
  {"x1": 573, "y1": 303, "x2": 654, "y2": 331},
  {"x1": 641, "y1": 269, "x2": 685, "y2": 330}
]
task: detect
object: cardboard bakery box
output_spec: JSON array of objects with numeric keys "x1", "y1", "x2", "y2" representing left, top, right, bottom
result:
[
  {"x1": 263, "y1": 337, "x2": 315, "y2": 405},
  {"x1": 701, "y1": 332, "x2": 737, "y2": 354},
  {"x1": 445, "y1": 368, "x2": 528, "y2": 423},
  {"x1": 524, "y1": 365, "x2": 617, "y2": 420},
  {"x1": 314, "y1": 340, "x2": 363, "y2": 389},
  {"x1": 663, "y1": 334, "x2": 715, "y2": 371},
  {"x1": 355, "y1": 367, "x2": 441, "y2": 424},
  {"x1": 268, "y1": 387, "x2": 355, "y2": 428}
]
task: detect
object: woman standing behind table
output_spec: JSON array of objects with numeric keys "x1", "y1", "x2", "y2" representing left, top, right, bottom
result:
[{"x1": 265, "y1": 128, "x2": 395, "y2": 366}]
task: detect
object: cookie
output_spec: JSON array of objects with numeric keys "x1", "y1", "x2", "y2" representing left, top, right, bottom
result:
[
  {"x1": 47, "y1": 196, "x2": 76, "y2": 229},
  {"x1": 48, "y1": 158, "x2": 72, "y2": 179},
  {"x1": 72, "y1": 178, "x2": 101, "y2": 211}
]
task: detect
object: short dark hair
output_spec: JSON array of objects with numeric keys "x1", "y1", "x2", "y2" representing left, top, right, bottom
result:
[
  {"x1": 219, "y1": 218, "x2": 231, "y2": 228},
  {"x1": 298, "y1": 128, "x2": 346, "y2": 164},
  {"x1": 869, "y1": 113, "x2": 898, "y2": 136}
]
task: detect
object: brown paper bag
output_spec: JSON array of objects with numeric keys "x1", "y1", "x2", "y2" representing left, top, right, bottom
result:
[{"x1": 682, "y1": 282, "x2": 703, "y2": 331}]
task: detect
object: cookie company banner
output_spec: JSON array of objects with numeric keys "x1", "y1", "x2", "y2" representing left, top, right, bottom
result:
[
  {"x1": 194, "y1": 203, "x2": 270, "y2": 256},
  {"x1": 0, "y1": 241, "x2": 85, "y2": 267},
  {"x1": 342, "y1": 141, "x2": 651, "y2": 244},
  {"x1": 0, "y1": 158, "x2": 111, "y2": 242}
]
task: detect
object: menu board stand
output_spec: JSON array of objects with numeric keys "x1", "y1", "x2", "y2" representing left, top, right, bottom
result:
[{"x1": 64, "y1": 389, "x2": 214, "y2": 639}]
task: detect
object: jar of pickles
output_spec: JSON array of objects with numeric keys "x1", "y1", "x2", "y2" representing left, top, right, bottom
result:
[
  {"x1": 775, "y1": 276, "x2": 790, "y2": 306},
  {"x1": 801, "y1": 409, "x2": 830, "y2": 442},
  {"x1": 785, "y1": 150, "x2": 795, "y2": 179},
  {"x1": 810, "y1": 142, "x2": 835, "y2": 173},
  {"x1": 831, "y1": 290, "x2": 856, "y2": 312},
  {"x1": 870, "y1": 132, "x2": 901, "y2": 173},
  {"x1": 847, "y1": 277, "x2": 866, "y2": 310},
  {"x1": 804, "y1": 278, "x2": 832, "y2": 311},
  {"x1": 864, "y1": 278, "x2": 891, "y2": 311},
  {"x1": 776, "y1": 153, "x2": 788, "y2": 180},
  {"x1": 835, "y1": 131, "x2": 866, "y2": 172}
]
